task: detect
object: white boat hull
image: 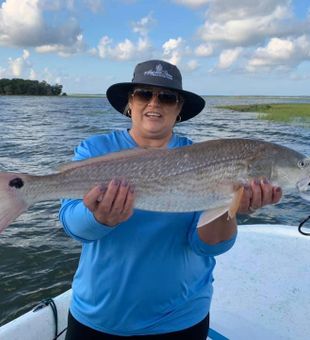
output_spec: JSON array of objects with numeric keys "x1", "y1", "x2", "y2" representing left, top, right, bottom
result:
[
  {"x1": 0, "y1": 224, "x2": 309, "y2": 339},
  {"x1": 0, "y1": 290, "x2": 71, "y2": 340},
  {"x1": 211, "y1": 224, "x2": 310, "y2": 339}
]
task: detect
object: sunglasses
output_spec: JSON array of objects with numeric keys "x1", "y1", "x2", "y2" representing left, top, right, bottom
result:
[{"x1": 131, "y1": 88, "x2": 182, "y2": 106}]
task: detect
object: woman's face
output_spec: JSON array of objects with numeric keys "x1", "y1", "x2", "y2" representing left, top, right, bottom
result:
[{"x1": 128, "y1": 86, "x2": 183, "y2": 140}]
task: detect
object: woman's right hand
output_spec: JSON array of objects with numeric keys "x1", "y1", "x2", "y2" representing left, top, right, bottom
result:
[{"x1": 83, "y1": 179, "x2": 135, "y2": 227}]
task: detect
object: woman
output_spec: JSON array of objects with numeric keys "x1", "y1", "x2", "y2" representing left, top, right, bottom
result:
[{"x1": 60, "y1": 59, "x2": 282, "y2": 339}]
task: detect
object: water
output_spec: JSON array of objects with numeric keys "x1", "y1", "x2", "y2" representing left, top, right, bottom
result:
[{"x1": 0, "y1": 95, "x2": 309, "y2": 326}]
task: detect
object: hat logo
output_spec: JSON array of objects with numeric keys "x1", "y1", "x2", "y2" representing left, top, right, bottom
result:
[{"x1": 144, "y1": 64, "x2": 173, "y2": 80}]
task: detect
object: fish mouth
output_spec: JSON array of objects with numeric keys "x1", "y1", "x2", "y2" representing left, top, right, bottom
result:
[{"x1": 296, "y1": 177, "x2": 310, "y2": 201}]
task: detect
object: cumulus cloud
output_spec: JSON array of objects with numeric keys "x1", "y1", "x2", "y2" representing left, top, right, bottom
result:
[
  {"x1": 202, "y1": 0, "x2": 291, "y2": 23},
  {"x1": 94, "y1": 35, "x2": 151, "y2": 61},
  {"x1": 176, "y1": 0, "x2": 310, "y2": 74},
  {"x1": 8, "y1": 49, "x2": 32, "y2": 77},
  {"x1": 0, "y1": 0, "x2": 43, "y2": 46},
  {"x1": 198, "y1": 0, "x2": 293, "y2": 47},
  {"x1": 218, "y1": 47, "x2": 243, "y2": 69},
  {"x1": 247, "y1": 35, "x2": 310, "y2": 71},
  {"x1": 36, "y1": 32, "x2": 85, "y2": 57},
  {"x1": 1, "y1": 49, "x2": 62, "y2": 83},
  {"x1": 29, "y1": 68, "x2": 37, "y2": 80},
  {"x1": 0, "y1": 0, "x2": 84, "y2": 55},
  {"x1": 112, "y1": 38, "x2": 151, "y2": 60},
  {"x1": 96, "y1": 36, "x2": 112, "y2": 59},
  {"x1": 194, "y1": 43, "x2": 213, "y2": 57},
  {"x1": 93, "y1": 14, "x2": 153, "y2": 61},
  {"x1": 41, "y1": 67, "x2": 57, "y2": 84},
  {"x1": 132, "y1": 13, "x2": 155, "y2": 37},
  {"x1": 162, "y1": 37, "x2": 183, "y2": 65}
]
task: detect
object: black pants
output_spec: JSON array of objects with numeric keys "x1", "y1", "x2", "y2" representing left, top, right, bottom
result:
[{"x1": 65, "y1": 311, "x2": 209, "y2": 340}]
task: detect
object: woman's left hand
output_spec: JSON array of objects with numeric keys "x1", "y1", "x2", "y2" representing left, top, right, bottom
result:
[{"x1": 238, "y1": 179, "x2": 282, "y2": 215}]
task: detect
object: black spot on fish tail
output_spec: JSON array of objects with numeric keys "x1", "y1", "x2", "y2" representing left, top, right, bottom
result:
[{"x1": 9, "y1": 177, "x2": 24, "y2": 189}]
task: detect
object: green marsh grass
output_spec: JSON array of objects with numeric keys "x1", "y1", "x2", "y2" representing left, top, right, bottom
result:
[{"x1": 217, "y1": 103, "x2": 310, "y2": 124}]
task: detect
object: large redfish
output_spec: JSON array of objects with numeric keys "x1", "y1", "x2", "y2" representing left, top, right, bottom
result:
[{"x1": 0, "y1": 138, "x2": 309, "y2": 233}]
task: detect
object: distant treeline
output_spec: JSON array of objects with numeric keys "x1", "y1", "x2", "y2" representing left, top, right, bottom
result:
[{"x1": 0, "y1": 78, "x2": 63, "y2": 96}]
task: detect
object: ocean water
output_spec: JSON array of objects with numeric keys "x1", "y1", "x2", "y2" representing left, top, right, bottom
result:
[{"x1": 0, "y1": 95, "x2": 309, "y2": 325}]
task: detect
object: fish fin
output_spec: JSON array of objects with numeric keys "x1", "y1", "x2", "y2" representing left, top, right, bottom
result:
[
  {"x1": 0, "y1": 173, "x2": 31, "y2": 233},
  {"x1": 197, "y1": 206, "x2": 229, "y2": 228},
  {"x1": 58, "y1": 147, "x2": 162, "y2": 172},
  {"x1": 228, "y1": 186, "x2": 244, "y2": 219},
  {"x1": 197, "y1": 186, "x2": 244, "y2": 228}
]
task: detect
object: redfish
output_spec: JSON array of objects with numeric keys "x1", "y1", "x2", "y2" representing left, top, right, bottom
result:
[{"x1": 0, "y1": 138, "x2": 309, "y2": 233}]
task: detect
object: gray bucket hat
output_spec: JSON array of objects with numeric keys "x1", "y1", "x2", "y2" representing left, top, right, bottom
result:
[{"x1": 106, "y1": 59, "x2": 205, "y2": 122}]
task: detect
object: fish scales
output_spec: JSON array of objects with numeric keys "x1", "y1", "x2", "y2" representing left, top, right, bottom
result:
[
  {"x1": 5, "y1": 139, "x2": 307, "y2": 202},
  {"x1": 0, "y1": 138, "x2": 309, "y2": 232}
]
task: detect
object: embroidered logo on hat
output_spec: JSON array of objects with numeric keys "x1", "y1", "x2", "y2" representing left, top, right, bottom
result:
[{"x1": 144, "y1": 64, "x2": 173, "y2": 80}]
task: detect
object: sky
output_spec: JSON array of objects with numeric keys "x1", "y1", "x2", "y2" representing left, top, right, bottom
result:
[{"x1": 0, "y1": 0, "x2": 310, "y2": 95}]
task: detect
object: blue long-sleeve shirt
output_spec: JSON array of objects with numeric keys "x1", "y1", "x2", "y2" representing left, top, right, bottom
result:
[{"x1": 59, "y1": 129, "x2": 237, "y2": 336}]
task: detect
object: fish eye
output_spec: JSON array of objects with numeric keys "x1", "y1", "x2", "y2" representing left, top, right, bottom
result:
[
  {"x1": 298, "y1": 160, "x2": 305, "y2": 168},
  {"x1": 298, "y1": 159, "x2": 310, "y2": 169}
]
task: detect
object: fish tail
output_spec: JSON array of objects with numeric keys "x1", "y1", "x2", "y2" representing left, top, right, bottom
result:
[{"x1": 0, "y1": 172, "x2": 31, "y2": 233}]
